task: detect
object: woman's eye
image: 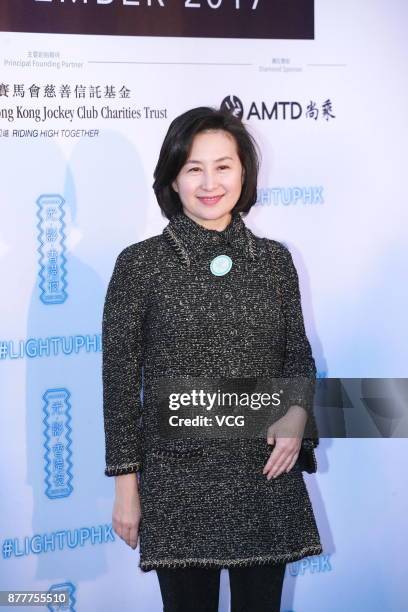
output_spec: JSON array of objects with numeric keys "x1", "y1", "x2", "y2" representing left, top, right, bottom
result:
[{"x1": 187, "y1": 165, "x2": 230, "y2": 172}]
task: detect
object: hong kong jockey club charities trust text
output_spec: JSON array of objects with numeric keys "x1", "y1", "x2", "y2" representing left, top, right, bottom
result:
[{"x1": 0, "y1": 105, "x2": 167, "y2": 123}]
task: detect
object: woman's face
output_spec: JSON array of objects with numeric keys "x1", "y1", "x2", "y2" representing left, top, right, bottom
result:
[{"x1": 171, "y1": 129, "x2": 244, "y2": 227}]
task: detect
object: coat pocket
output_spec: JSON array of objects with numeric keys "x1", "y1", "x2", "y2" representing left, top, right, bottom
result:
[{"x1": 148, "y1": 446, "x2": 206, "y2": 460}]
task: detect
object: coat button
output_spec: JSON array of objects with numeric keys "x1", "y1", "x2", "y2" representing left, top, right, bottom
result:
[
  {"x1": 224, "y1": 292, "x2": 232, "y2": 300},
  {"x1": 230, "y1": 368, "x2": 239, "y2": 376}
]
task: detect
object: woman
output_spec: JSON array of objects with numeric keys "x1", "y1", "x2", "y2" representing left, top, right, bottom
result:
[{"x1": 102, "y1": 107, "x2": 322, "y2": 611}]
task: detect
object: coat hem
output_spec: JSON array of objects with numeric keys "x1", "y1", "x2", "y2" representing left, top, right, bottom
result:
[{"x1": 139, "y1": 544, "x2": 323, "y2": 572}]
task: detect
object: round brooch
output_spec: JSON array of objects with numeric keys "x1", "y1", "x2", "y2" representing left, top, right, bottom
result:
[{"x1": 210, "y1": 254, "x2": 233, "y2": 276}]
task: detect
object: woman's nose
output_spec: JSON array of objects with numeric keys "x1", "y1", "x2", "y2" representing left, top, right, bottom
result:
[{"x1": 201, "y1": 171, "x2": 218, "y2": 191}]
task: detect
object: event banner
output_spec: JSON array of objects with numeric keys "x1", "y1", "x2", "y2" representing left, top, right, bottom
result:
[
  {"x1": 1, "y1": 0, "x2": 407, "y2": 611},
  {"x1": 0, "y1": 0, "x2": 314, "y2": 39}
]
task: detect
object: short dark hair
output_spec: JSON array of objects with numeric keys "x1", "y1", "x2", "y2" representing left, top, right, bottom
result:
[{"x1": 153, "y1": 106, "x2": 261, "y2": 219}]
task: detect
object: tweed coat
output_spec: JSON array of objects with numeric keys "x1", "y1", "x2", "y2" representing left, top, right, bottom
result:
[{"x1": 102, "y1": 210, "x2": 323, "y2": 572}]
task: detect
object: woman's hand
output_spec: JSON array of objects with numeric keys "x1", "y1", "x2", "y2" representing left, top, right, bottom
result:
[
  {"x1": 112, "y1": 473, "x2": 142, "y2": 550},
  {"x1": 263, "y1": 405, "x2": 308, "y2": 480}
]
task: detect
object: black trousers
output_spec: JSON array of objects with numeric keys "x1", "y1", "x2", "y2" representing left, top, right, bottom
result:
[{"x1": 156, "y1": 563, "x2": 286, "y2": 612}]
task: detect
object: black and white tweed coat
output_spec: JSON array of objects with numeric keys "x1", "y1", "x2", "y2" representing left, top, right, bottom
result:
[{"x1": 102, "y1": 210, "x2": 323, "y2": 572}]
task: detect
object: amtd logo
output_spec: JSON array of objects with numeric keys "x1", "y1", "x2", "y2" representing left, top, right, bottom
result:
[{"x1": 221, "y1": 95, "x2": 302, "y2": 120}]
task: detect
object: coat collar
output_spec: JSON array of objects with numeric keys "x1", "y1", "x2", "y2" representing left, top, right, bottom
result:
[{"x1": 162, "y1": 210, "x2": 258, "y2": 268}]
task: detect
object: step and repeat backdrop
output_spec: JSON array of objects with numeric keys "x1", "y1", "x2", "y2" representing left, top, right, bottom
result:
[{"x1": 0, "y1": 1, "x2": 407, "y2": 610}]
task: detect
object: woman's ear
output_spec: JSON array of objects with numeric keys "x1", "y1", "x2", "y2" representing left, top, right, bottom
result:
[
  {"x1": 171, "y1": 180, "x2": 178, "y2": 193},
  {"x1": 241, "y1": 168, "x2": 245, "y2": 184}
]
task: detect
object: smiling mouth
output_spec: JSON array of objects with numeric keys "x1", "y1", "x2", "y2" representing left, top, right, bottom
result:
[{"x1": 197, "y1": 195, "x2": 224, "y2": 203}]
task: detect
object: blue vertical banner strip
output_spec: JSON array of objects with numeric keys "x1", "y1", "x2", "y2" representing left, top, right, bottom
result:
[
  {"x1": 43, "y1": 388, "x2": 73, "y2": 499},
  {"x1": 47, "y1": 582, "x2": 75, "y2": 612},
  {"x1": 36, "y1": 194, "x2": 68, "y2": 305}
]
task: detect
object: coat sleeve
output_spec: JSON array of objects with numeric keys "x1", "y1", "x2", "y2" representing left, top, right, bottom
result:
[
  {"x1": 102, "y1": 246, "x2": 148, "y2": 477},
  {"x1": 276, "y1": 242, "x2": 319, "y2": 443}
]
